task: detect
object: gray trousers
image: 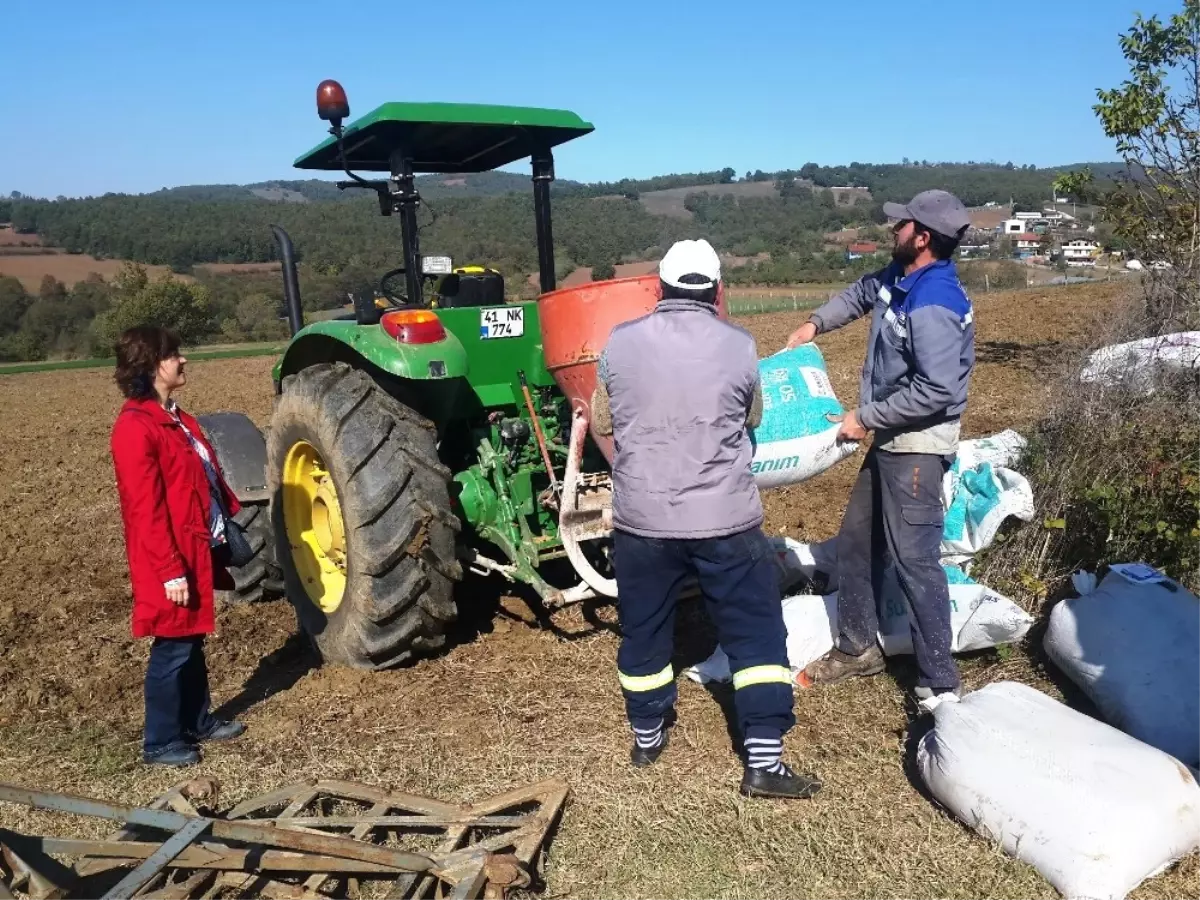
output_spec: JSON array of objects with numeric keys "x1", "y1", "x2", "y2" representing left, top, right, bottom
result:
[{"x1": 835, "y1": 448, "x2": 961, "y2": 692}]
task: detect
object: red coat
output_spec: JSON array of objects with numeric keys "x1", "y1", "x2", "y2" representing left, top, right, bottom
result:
[{"x1": 110, "y1": 398, "x2": 241, "y2": 638}]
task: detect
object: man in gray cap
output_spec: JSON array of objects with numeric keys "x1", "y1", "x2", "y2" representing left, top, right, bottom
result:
[{"x1": 786, "y1": 189, "x2": 975, "y2": 699}]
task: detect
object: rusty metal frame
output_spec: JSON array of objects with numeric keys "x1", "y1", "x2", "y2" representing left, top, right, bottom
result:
[{"x1": 0, "y1": 776, "x2": 568, "y2": 899}]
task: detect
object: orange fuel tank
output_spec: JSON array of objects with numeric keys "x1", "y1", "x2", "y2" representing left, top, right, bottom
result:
[{"x1": 537, "y1": 274, "x2": 728, "y2": 464}]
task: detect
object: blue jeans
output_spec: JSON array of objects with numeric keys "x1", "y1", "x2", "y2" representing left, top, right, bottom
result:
[
  {"x1": 613, "y1": 526, "x2": 796, "y2": 743},
  {"x1": 143, "y1": 636, "x2": 217, "y2": 757},
  {"x1": 836, "y1": 448, "x2": 961, "y2": 692}
]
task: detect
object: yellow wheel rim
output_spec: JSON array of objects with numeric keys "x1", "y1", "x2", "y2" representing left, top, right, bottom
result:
[{"x1": 282, "y1": 440, "x2": 347, "y2": 613}]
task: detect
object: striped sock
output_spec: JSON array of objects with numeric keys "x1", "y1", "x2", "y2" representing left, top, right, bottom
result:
[
  {"x1": 745, "y1": 736, "x2": 787, "y2": 775},
  {"x1": 632, "y1": 719, "x2": 665, "y2": 750}
]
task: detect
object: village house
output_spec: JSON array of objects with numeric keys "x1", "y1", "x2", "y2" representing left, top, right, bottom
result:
[
  {"x1": 846, "y1": 241, "x2": 879, "y2": 260},
  {"x1": 1062, "y1": 239, "x2": 1101, "y2": 266}
]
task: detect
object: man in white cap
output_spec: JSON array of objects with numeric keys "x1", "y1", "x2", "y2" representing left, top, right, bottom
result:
[
  {"x1": 590, "y1": 239, "x2": 821, "y2": 800},
  {"x1": 785, "y1": 189, "x2": 975, "y2": 700}
]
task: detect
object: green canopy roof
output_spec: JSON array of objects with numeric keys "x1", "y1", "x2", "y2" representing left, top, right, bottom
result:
[{"x1": 293, "y1": 102, "x2": 594, "y2": 174}]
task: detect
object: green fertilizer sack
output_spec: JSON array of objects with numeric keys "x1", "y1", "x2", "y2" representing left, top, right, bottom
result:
[{"x1": 750, "y1": 344, "x2": 859, "y2": 488}]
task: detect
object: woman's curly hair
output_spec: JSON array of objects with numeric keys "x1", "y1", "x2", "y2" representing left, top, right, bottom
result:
[{"x1": 113, "y1": 326, "x2": 181, "y2": 400}]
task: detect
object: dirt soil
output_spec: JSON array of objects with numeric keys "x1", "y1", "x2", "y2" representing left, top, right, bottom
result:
[
  {"x1": 0, "y1": 280, "x2": 1193, "y2": 898},
  {"x1": 0, "y1": 251, "x2": 189, "y2": 291}
]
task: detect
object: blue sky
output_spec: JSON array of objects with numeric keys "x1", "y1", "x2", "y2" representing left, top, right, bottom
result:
[{"x1": 0, "y1": 0, "x2": 1176, "y2": 198}]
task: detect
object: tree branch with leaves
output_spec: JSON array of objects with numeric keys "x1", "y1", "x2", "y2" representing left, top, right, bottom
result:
[{"x1": 1055, "y1": 0, "x2": 1199, "y2": 329}]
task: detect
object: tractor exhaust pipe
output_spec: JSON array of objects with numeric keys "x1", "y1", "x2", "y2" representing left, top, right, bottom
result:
[{"x1": 271, "y1": 225, "x2": 304, "y2": 336}]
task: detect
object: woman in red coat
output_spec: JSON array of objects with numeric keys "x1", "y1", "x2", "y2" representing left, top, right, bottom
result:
[{"x1": 110, "y1": 326, "x2": 248, "y2": 767}]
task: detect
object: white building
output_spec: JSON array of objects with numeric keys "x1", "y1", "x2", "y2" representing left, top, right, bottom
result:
[
  {"x1": 1062, "y1": 239, "x2": 1101, "y2": 266},
  {"x1": 1000, "y1": 219, "x2": 1025, "y2": 234}
]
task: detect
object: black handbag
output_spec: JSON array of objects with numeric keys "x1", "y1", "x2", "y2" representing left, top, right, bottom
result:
[{"x1": 214, "y1": 490, "x2": 256, "y2": 569}]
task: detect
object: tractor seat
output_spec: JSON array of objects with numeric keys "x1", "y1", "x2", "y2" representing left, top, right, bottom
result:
[{"x1": 435, "y1": 268, "x2": 505, "y2": 309}]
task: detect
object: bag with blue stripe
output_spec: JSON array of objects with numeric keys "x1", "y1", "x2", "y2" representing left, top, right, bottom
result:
[{"x1": 750, "y1": 344, "x2": 859, "y2": 489}]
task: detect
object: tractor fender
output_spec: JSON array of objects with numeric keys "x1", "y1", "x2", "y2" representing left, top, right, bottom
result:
[
  {"x1": 271, "y1": 322, "x2": 469, "y2": 391},
  {"x1": 197, "y1": 412, "x2": 269, "y2": 504}
]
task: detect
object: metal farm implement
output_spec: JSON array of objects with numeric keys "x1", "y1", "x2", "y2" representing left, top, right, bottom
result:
[{"x1": 0, "y1": 776, "x2": 567, "y2": 899}]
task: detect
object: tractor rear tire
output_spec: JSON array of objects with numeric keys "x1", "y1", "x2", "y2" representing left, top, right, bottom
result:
[
  {"x1": 214, "y1": 501, "x2": 282, "y2": 605},
  {"x1": 267, "y1": 363, "x2": 462, "y2": 669}
]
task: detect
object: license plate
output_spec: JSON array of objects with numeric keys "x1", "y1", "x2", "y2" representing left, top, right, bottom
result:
[{"x1": 479, "y1": 306, "x2": 524, "y2": 339}]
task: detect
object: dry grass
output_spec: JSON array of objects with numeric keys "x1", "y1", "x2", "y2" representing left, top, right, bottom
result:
[{"x1": 0, "y1": 281, "x2": 1196, "y2": 898}]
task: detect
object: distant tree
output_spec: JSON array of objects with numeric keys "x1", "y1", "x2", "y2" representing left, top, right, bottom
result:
[
  {"x1": 592, "y1": 260, "x2": 616, "y2": 280},
  {"x1": 93, "y1": 267, "x2": 212, "y2": 350},
  {"x1": 221, "y1": 293, "x2": 289, "y2": 342},
  {"x1": 70, "y1": 273, "x2": 113, "y2": 317},
  {"x1": 0, "y1": 276, "x2": 31, "y2": 334},
  {"x1": 719, "y1": 167, "x2": 736, "y2": 184},
  {"x1": 1055, "y1": 1, "x2": 1198, "y2": 327},
  {"x1": 38, "y1": 274, "x2": 67, "y2": 303}
]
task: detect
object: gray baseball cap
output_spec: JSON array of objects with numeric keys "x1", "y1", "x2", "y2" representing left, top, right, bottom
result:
[{"x1": 883, "y1": 189, "x2": 971, "y2": 239}]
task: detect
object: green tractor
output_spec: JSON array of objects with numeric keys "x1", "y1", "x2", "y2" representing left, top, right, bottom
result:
[{"x1": 201, "y1": 80, "x2": 666, "y2": 669}]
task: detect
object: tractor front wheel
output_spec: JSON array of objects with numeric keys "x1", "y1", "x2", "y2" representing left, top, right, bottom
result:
[{"x1": 267, "y1": 363, "x2": 462, "y2": 669}]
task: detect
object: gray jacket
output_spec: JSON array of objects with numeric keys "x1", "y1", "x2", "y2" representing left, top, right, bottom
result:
[
  {"x1": 809, "y1": 259, "x2": 975, "y2": 454},
  {"x1": 592, "y1": 297, "x2": 764, "y2": 539}
]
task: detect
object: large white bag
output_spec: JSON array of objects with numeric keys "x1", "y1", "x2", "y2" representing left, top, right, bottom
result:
[
  {"x1": 682, "y1": 568, "x2": 1032, "y2": 685},
  {"x1": 1080, "y1": 331, "x2": 1200, "y2": 394},
  {"x1": 750, "y1": 344, "x2": 859, "y2": 489},
  {"x1": 933, "y1": 429, "x2": 1035, "y2": 569},
  {"x1": 1044, "y1": 564, "x2": 1200, "y2": 767},
  {"x1": 770, "y1": 432, "x2": 1035, "y2": 578},
  {"x1": 918, "y1": 682, "x2": 1200, "y2": 900}
]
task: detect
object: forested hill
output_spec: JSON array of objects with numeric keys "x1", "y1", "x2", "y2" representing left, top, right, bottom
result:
[{"x1": 2, "y1": 161, "x2": 1119, "y2": 280}]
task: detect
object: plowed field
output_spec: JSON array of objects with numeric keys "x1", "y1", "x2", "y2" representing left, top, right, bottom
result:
[{"x1": 0, "y1": 281, "x2": 1193, "y2": 899}]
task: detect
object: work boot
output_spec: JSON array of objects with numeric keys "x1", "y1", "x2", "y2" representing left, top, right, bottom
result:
[
  {"x1": 630, "y1": 730, "x2": 669, "y2": 768},
  {"x1": 190, "y1": 719, "x2": 246, "y2": 743},
  {"x1": 630, "y1": 711, "x2": 674, "y2": 768},
  {"x1": 804, "y1": 645, "x2": 886, "y2": 686},
  {"x1": 740, "y1": 763, "x2": 822, "y2": 800},
  {"x1": 143, "y1": 744, "x2": 201, "y2": 768}
]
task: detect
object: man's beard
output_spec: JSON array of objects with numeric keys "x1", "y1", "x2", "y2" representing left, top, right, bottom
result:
[{"x1": 891, "y1": 232, "x2": 920, "y2": 267}]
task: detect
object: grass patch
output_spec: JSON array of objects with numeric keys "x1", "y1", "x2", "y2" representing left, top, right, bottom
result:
[{"x1": 726, "y1": 295, "x2": 823, "y2": 317}]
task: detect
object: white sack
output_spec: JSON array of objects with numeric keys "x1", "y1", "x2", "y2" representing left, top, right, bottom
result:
[
  {"x1": 1080, "y1": 331, "x2": 1200, "y2": 394},
  {"x1": 684, "y1": 592, "x2": 837, "y2": 686},
  {"x1": 918, "y1": 681, "x2": 1200, "y2": 900},
  {"x1": 1044, "y1": 563, "x2": 1200, "y2": 768},
  {"x1": 750, "y1": 344, "x2": 859, "y2": 489},
  {"x1": 771, "y1": 535, "x2": 838, "y2": 591},
  {"x1": 769, "y1": 429, "x2": 1036, "y2": 579},
  {"x1": 683, "y1": 569, "x2": 1032, "y2": 685}
]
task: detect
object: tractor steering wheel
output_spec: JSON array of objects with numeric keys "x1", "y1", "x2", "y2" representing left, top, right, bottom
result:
[{"x1": 378, "y1": 267, "x2": 411, "y2": 307}]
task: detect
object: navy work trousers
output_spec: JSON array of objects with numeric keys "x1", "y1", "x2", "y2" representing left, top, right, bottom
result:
[
  {"x1": 613, "y1": 526, "x2": 796, "y2": 743},
  {"x1": 143, "y1": 635, "x2": 217, "y2": 756},
  {"x1": 836, "y1": 448, "x2": 961, "y2": 692}
]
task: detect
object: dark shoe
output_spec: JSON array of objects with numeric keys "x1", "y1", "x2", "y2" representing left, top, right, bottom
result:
[
  {"x1": 740, "y1": 764, "x2": 822, "y2": 799},
  {"x1": 631, "y1": 731, "x2": 669, "y2": 768},
  {"x1": 191, "y1": 720, "x2": 246, "y2": 743},
  {"x1": 803, "y1": 645, "x2": 886, "y2": 686},
  {"x1": 143, "y1": 744, "x2": 201, "y2": 767}
]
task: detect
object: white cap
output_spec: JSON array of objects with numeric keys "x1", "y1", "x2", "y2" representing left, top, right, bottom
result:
[{"x1": 658, "y1": 239, "x2": 721, "y2": 290}]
